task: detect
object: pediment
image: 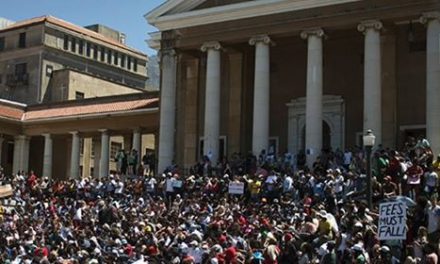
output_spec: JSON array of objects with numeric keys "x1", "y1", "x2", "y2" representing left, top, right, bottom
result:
[
  {"x1": 147, "y1": 0, "x2": 253, "y2": 19},
  {"x1": 192, "y1": 0, "x2": 254, "y2": 11},
  {"x1": 146, "y1": 0, "x2": 363, "y2": 31}
]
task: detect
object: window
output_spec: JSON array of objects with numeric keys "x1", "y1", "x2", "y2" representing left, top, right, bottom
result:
[
  {"x1": 75, "y1": 91, "x2": 85, "y2": 100},
  {"x1": 121, "y1": 54, "x2": 126, "y2": 68},
  {"x1": 86, "y1": 42, "x2": 91, "y2": 57},
  {"x1": 100, "y1": 47, "x2": 105, "y2": 61},
  {"x1": 15, "y1": 63, "x2": 27, "y2": 76},
  {"x1": 70, "y1": 38, "x2": 76, "y2": 53},
  {"x1": 80, "y1": 139, "x2": 84, "y2": 155},
  {"x1": 113, "y1": 52, "x2": 118, "y2": 65},
  {"x1": 78, "y1": 40, "x2": 84, "y2": 55},
  {"x1": 18, "y1": 32, "x2": 26, "y2": 48},
  {"x1": 46, "y1": 65, "x2": 53, "y2": 77},
  {"x1": 63, "y1": 34, "x2": 69, "y2": 50},
  {"x1": 133, "y1": 59, "x2": 138, "y2": 72},
  {"x1": 91, "y1": 139, "x2": 95, "y2": 157},
  {"x1": 111, "y1": 142, "x2": 122, "y2": 159},
  {"x1": 127, "y1": 56, "x2": 131, "y2": 70},
  {"x1": 0, "y1": 37, "x2": 5, "y2": 51},
  {"x1": 107, "y1": 49, "x2": 112, "y2": 64},
  {"x1": 93, "y1": 45, "x2": 98, "y2": 60}
]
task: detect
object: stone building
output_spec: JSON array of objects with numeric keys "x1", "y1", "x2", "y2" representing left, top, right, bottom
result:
[
  {"x1": 0, "y1": 15, "x2": 148, "y2": 104},
  {"x1": 146, "y1": 0, "x2": 440, "y2": 171},
  {"x1": 0, "y1": 16, "x2": 158, "y2": 178},
  {"x1": 0, "y1": 93, "x2": 158, "y2": 178}
]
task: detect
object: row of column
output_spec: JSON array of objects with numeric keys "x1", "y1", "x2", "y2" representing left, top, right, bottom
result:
[
  {"x1": 10, "y1": 128, "x2": 142, "y2": 179},
  {"x1": 157, "y1": 11, "x2": 440, "y2": 171}
]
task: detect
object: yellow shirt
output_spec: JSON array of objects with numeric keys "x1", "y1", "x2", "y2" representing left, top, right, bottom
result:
[
  {"x1": 318, "y1": 219, "x2": 332, "y2": 238},
  {"x1": 248, "y1": 180, "x2": 261, "y2": 195},
  {"x1": 433, "y1": 160, "x2": 440, "y2": 173}
]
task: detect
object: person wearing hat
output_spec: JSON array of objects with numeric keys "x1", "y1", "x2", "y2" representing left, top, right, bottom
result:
[
  {"x1": 351, "y1": 244, "x2": 366, "y2": 264},
  {"x1": 377, "y1": 245, "x2": 394, "y2": 264},
  {"x1": 317, "y1": 210, "x2": 333, "y2": 240},
  {"x1": 382, "y1": 176, "x2": 397, "y2": 198},
  {"x1": 406, "y1": 160, "x2": 423, "y2": 200},
  {"x1": 321, "y1": 241, "x2": 336, "y2": 264}
]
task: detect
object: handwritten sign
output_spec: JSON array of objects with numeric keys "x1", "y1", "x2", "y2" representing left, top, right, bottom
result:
[
  {"x1": 228, "y1": 182, "x2": 244, "y2": 195},
  {"x1": 378, "y1": 201, "x2": 407, "y2": 240}
]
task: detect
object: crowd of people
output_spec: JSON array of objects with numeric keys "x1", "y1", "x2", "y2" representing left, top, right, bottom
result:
[{"x1": 0, "y1": 136, "x2": 440, "y2": 263}]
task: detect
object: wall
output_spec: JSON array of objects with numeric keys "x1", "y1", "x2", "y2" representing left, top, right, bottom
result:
[
  {"x1": 47, "y1": 69, "x2": 142, "y2": 101},
  {"x1": 178, "y1": 25, "x2": 428, "y2": 166},
  {"x1": 66, "y1": 70, "x2": 142, "y2": 100}
]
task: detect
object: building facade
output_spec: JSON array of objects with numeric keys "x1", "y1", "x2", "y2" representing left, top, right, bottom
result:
[
  {"x1": 0, "y1": 16, "x2": 148, "y2": 104},
  {"x1": 146, "y1": 0, "x2": 440, "y2": 171},
  {"x1": 0, "y1": 93, "x2": 159, "y2": 178},
  {"x1": 0, "y1": 16, "x2": 158, "y2": 178}
]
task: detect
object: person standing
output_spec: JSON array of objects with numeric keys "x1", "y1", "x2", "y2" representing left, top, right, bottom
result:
[{"x1": 115, "y1": 149, "x2": 125, "y2": 175}]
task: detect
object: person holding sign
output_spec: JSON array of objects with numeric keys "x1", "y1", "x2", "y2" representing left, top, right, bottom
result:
[
  {"x1": 427, "y1": 194, "x2": 440, "y2": 243},
  {"x1": 378, "y1": 201, "x2": 407, "y2": 242}
]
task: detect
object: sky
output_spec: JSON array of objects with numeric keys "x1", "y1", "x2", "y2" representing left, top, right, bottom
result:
[{"x1": 1, "y1": 0, "x2": 166, "y2": 55}]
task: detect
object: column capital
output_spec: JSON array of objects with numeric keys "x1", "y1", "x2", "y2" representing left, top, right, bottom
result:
[
  {"x1": 42, "y1": 133, "x2": 51, "y2": 138},
  {"x1": 200, "y1": 41, "x2": 222, "y2": 52},
  {"x1": 420, "y1": 11, "x2": 440, "y2": 24},
  {"x1": 300, "y1": 28, "x2": 325, "y2": 40},
  {"x1": 69, "y1": 131, "x2": 79, "y2": 135},
  {"x1": 159, "y1": 48, "x2": 176, "y2": 58},
  {"x1": 249, "y1": 34, "x2": 273, "y2": 46},
  {"x1": 357, "y1": 20, "x2": 383, "y2": 33},
  {"x1": 14, "y1": 135, "x2": 28, "y2": 140},
  {"x1": 98, "y1": 129, "x2": 109, "y2": 133}
]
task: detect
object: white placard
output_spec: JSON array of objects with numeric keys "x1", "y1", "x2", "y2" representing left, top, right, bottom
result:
[
  {"x1": 378, "y1": 201, "x2": 407, "y2": 241},
  {"x1": 228, "y1": 182, "x2": 244, "y2": 195},
  {"x1": 0, "y1": 184, "x2": 13, "y2": 198},
  {"x1": 172, "y1": 180, "x2": 183, "y2": 188}
]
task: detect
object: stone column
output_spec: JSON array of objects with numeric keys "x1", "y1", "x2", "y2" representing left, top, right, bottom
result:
[
  {"x1": 93, "y1": 137, "x2": 101, "y2": 178},
  {"x1": 12, "y1": 135, "x2": 30, "y2": 174},
  {"x1": 42, "y1": 133, "x2": 53, "y2": 178},
  {"x1": 69, "y1": 131, "x2": 80, "y2": 179},
  {"x1": 132, "y1": 128, "x2": 142, "y2": 165},
  {"x1": 358, "y1": 20, "x2": 383, "y2": 145},
  {"x1": 421, "y1": 12, "x2": 440, "y2": 155},
  {"x1": 99, "y1": 129, "x2": 110, "y2": 177},
  {"x1": 0, "y1": 136, "x2": 4, "y2": 167},
  {"x1": 158, "y1": 48, "x2": 177, "y2": 173},
  {"x1": 249, "y1": 35, "x2": 272, "y2": 155},
  {"x1": 201, "y1": 41, "x2": 222, "y2": 164},
  {"x1": 301, "y1": 29, "x2": 325, "y2": 167}
]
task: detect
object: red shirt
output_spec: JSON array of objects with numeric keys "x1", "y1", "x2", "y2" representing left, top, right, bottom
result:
[{"x1": 224, "y1": 246, "x2": 237, "y2": 264}]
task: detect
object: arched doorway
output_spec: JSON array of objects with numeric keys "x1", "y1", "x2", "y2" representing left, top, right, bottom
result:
[
  {"x1": 287, "y1": 95, "x2": 345, "y2": 155},
  {"x1": 300, "y1": 121, "x2": 332, "y2": 152}
]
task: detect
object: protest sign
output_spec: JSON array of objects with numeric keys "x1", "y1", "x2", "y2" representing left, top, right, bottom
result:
[
  {"x1": 172, "y1": 180, "x2": 183, "y2": 188},
  {"x1": 228, "y1": 182, "x2": 244, "y2": 195},
  {"x1": 0, "y1": 184, "x2": 13, "y2": 198},
  {"x1": 378, "y1": 201, "x2": 407, "y2": 240}
]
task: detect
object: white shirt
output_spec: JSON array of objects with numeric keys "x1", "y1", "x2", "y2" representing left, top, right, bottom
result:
[
  {"x1": 334, "y1": 175, "x2": 344, "y2": 193},
  {"x1": 73, "y1": 208, "x2": 82, "y2": 221},
  {"x1": 427, "y1": 204, "x2": 440, "y2": 233},
  {"x1": 343, "y1": 152, "x2": 352, "y2": 165},
  {"x1": 166, "y1": 178, "x2": 175, "y2": 192},
  {"x1": 283, "y1": 176, "x2": 293, "y2": 192},
  {"x1": 147, "y1": 178, "x2": 157, "y2": 192},
  {"x1": 115, "y1": 181, "x2": 124, "y2": 194},
  {"x1": 426, "y1": 172, "x2": 438, "y2": 187}
]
